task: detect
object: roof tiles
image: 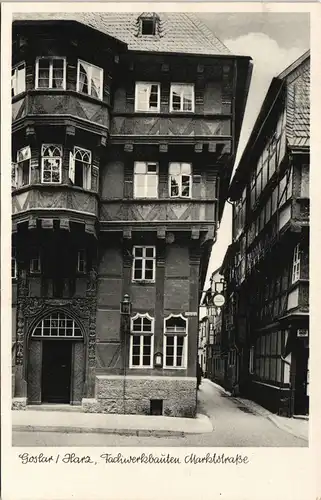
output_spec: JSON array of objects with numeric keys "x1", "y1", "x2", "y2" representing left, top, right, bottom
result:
[{"x1": 13, "y1": 12, "x2": 231, "y2": 56}]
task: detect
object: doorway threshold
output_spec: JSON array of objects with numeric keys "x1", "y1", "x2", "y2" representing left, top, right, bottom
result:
[{"x1": 27, "y1": 404, "x2": 83, "y2": 412}]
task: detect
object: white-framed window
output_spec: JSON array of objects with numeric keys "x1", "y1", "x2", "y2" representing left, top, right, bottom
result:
[
  {"x1": 129, "y1": 313, "x2": 154, "y2": 368},
  {"x1": 169, "y1": 162, "x2": 192, "y2": 198},
  {"x1": 77, "y1": 249, "x2": 86, "y2": 273},
  {"x1": 132, "y1": 246, "x2": 156, "y2": 282},
  {"x1": 170, "y1": 83, "x2": 194, "y2": 112},
  {"x1": 134, "y1": 162, "x2": 158, "y2": 198},
  {"x1": 30, "y1": 248, "x2": 41, "y2": 274},
  {"x1": 12, "y1": 247, "x2": 17, "y2": 279},
  {"x1": 32, "y1": 312, "x2": 83, "y2": 338},
  {"x1": 12, "y1": 146, "x2": 31, "y2": 188},
  {"x1": 135, "y1": 82, "x2": 160, "y2": 112},
  {"x1": 163, "y1": 314, "x2": 188, "y2": 369},
  {"x1": 292, "y1": 244, "x2": 301, "y2": 283},
  {"x1": 69, "y1": 147, "x2": 92, "y2": 189},
  {"x1": 77, "y1": 59, "x2": 103, "y2": 100},
  {"x1": 12, "y1": 62, "x2": 26, "y2": 97},
  {"x1": 35, "y1": 57, "x2": 66, "y2": 89},
  {"x1": 41, "y1": 144, "x2": 62, "y2": 184}
]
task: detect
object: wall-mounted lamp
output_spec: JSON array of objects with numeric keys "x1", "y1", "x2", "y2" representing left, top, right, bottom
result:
[{"x1": 120, "y1": 293, "x2": 132, "y2": 315}]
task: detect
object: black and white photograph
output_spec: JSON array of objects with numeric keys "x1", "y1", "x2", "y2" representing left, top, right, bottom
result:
[
  {"x1": 2, "y1": 3, "x2": 319, "y2": 499},
  {"x1": 8, "y1": 8, "x2": 310, "y2": 448}
]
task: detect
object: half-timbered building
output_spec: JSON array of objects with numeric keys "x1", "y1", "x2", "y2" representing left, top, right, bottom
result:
[
  {"x1": 11, "y1": 13, "x2": 252, "y2": 416},
  {"x1": 220, "y1": 51, "x2": 310, "y2": 416}
]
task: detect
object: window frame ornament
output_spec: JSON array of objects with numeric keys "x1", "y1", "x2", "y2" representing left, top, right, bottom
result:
[
  {"x1": 135, "y1": 82, "x2": 160, "y2": 113},
  {"x1": 77, "y1": 59, "x2": 103, "y2": 101},
  {"x1": 129, "y1": 312, "x2": 155, "y2": 368},
  {"x1": 69, "y1": 146, "x2": 92, "y2": 190},
  {"x1": 170, "y1": 83, "x2": 195, "y2": 113},
  {"x1": 35, "y1": 56, "x2": 67, "y2": 90},
  {"x1": 41, "y1": 144, "x2": 63, "y2": 184},
  {"x1": 163, "y1": 313, "x2": 188, "y2": 369}
]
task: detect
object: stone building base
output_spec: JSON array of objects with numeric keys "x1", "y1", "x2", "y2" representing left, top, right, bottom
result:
[{"x1": 82, "y1": 375, "x2": 197, "y2": 418}]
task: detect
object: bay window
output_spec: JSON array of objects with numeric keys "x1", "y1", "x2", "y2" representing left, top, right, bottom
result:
[
  {"x1": 134, "y1": 162, "x2": 158, "y2": 198},
  {"x1": 35, "y1": 57, "x2": 66, "y2": 89},
  {"x1": 130, "y1": 313, "x2": 154, "y2": 368},
  {"x1": 169, "y1": 162, "x2": 192, "y2": 198},
  {"x1": 170, "y1": 83, "x2": 194, "y2": 112},
  {"x1": 77, "y1": 60, "x2": 103, "y2": 100},
  {"x1": 164, "y1": 314, "x2": 188, "y2": 368},
  {"x1": 69, "y1": 146, "x2": 92, "y2": 190},
  {"x1": 135, "y1": 82, "x2": 160, "y2": 112},
  {"x1": 41, "y1": 144, "x2": 62, "y2": 184},
  {"x1": 12, "y1": 146, "x2": 31, "y2": 188},
  {"x1": 11, "y1": 62, "x2": 26, "y2": 97}
]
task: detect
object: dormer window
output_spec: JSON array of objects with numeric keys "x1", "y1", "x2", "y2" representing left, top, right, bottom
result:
[{"x1": 138, "y1": 13, "x2": 160, "y2": 37}]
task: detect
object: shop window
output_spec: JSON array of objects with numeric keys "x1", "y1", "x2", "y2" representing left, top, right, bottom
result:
[
  {"x1": 292, "y1": 244, "x2": 301, "y2": 283},
  {"x1": 11, "y1": 61, "x2": 26, "y2": 97},
  {"x1": 135, "y1": 82, "x2": 160, "y2": 112},
  {"x1": 134, "y1": 162, "x2": 158, "y2": 198},
  {"x1": 130, "y1": 313, "x2": 154, "y2": 368},
  {"x1": 132, "y1": 246, "x2": 156, "y2": 282},
  {"x1": 169, "y1": 162, "x2": 191, "y2": 198},
  {"x1": 41, "y1": 144, "x2": 62, "y2": 184},
  {"x1": 35, "y1": 57, "x2": 66, "y2": 89},
  {"x1": 12, "y1": 146, "x2": 31, "y2": 188},
  {"x1": 163, "y1": 314, "x2": 187, "y2": 369},
  {"x1": 69, "y1": 147, "x2": 92, "y2": 190},
  {"x1": 77, "y1": 59, "x2": 103, "y2": 100},
  {"x1": 170, "y1": 83, "x2": 194, "y2": 112}
]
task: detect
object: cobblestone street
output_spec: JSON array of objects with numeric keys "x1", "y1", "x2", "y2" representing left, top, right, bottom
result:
[{"x1": 13, "y1": 379, "x2": 308, "y2": 447}]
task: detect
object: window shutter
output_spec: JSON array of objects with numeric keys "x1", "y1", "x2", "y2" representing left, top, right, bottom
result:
[
  {"x1": 91, "y1": 165, "x2": 99, "y2": 192},
  {"x1": 69, "y1": 151, "x2": 75, "y2": 184}
]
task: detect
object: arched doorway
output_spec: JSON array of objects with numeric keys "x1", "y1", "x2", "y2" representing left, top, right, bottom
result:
[{"x1": 27, "y1": 311, "x2": 85, "y2": 405}]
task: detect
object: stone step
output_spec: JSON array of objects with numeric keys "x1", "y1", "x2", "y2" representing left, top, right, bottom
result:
[{"x1": 27, "y1": 404, "x2": 83, "y2": 412}]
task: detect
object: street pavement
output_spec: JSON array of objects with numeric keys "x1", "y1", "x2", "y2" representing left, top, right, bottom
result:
[{"x1": 13, "y1": 379, "x2": 308, "y2": 447}]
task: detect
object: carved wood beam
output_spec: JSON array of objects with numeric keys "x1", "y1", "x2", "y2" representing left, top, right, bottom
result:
[
  {"x1": 123, "y1": 227, "x2": 132, "y2": 240},
  {"x1": 60, "y1": 219, "x2": 70, "y2": 231},
  {"x1": 41, "y1": 218, "x2": 53, "y2": 230},
  {"x1": 124, "y1": 143, "x2": 134, "y2": 153},
  {"x1": 157, "y1": 227, "x2": 166, "y2": 239},
  {"x1": 194, "y1": 143, "x2": 203, "y2": 153},
  {"x1": 191, "y1": 227, "x2": 200, "y2": 240},
  {"x1": 159, "y1": 143, "x2": 168, "y2": 153}
]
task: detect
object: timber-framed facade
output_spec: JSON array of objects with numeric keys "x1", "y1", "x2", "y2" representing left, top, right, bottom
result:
[{"x1": 11, "y1": 14, "x2": 252, "y2": 416}]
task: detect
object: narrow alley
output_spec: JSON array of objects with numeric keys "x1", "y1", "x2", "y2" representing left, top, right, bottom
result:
[{"x1": 13, "y1": 379, "x2": 308, "y2": 447}]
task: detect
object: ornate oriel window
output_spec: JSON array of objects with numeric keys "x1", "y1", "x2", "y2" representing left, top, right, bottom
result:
[
  {"x1": 35, "y1": 57, "x2": 66, "y2": 89},
  {"x1": 69, "y1": 146, "x2": 92, "y2": 189},
  {"x1": 11, "y1": 61, "x2": 26, "y2": 97},
  {"x1": 77, "y1": 59, "x2": 103, "y2": 100},
  {"x1": 12, "y1": 146, "x2": 31, "y2": 188},
  {"x1": 130, "y1": 313, "x2": 154, "y2": 368},
  {"x1": 134, "y1": 161, "x2": 158, "y2": 198},
  {"x1": 41, "y1": 144, "x2": 63, "y2": 184},
  {"x1": 163, "y1": 314, "x2": 188, "y2": 368},
  {"x1": 32, "y1": 312, "x2": 83, "y2": 338}
]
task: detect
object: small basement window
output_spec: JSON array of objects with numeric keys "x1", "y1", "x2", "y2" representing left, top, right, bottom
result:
[{"x1": 150, "y1": 399, "x2": 163, "y2": 415}]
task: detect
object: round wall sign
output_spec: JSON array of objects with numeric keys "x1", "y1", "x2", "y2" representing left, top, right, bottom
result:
[{"x1": 213, "y1": 293, "x2": 225, "y2": 307}]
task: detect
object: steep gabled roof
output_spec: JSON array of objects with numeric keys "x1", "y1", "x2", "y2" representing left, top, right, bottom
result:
[
  {"x1": 13, "y1": 12, "x2": 231, "y2": 56},
  {"x1": 229, "y1": 50, "x2": 310, "y2": 200}
]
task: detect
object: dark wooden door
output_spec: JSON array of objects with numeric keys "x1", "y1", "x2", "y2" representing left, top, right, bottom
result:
[
  {"x1": 294, "y1": 346, "x2": 309, "y2": 415},
  {"x1": 42, "y1": 340, "x2": 72, "y2": 403}
]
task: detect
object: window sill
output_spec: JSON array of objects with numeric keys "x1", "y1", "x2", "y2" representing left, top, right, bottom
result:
[
  {"x1": 132, "y1": 280, "x2": 155, "y2": 285},
  {"x1": 163, "y1": 366, "x2": 186, "y2": 370},
  {"x1": 12, "y1": 89, "x2": 110, "y2": 108}
]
